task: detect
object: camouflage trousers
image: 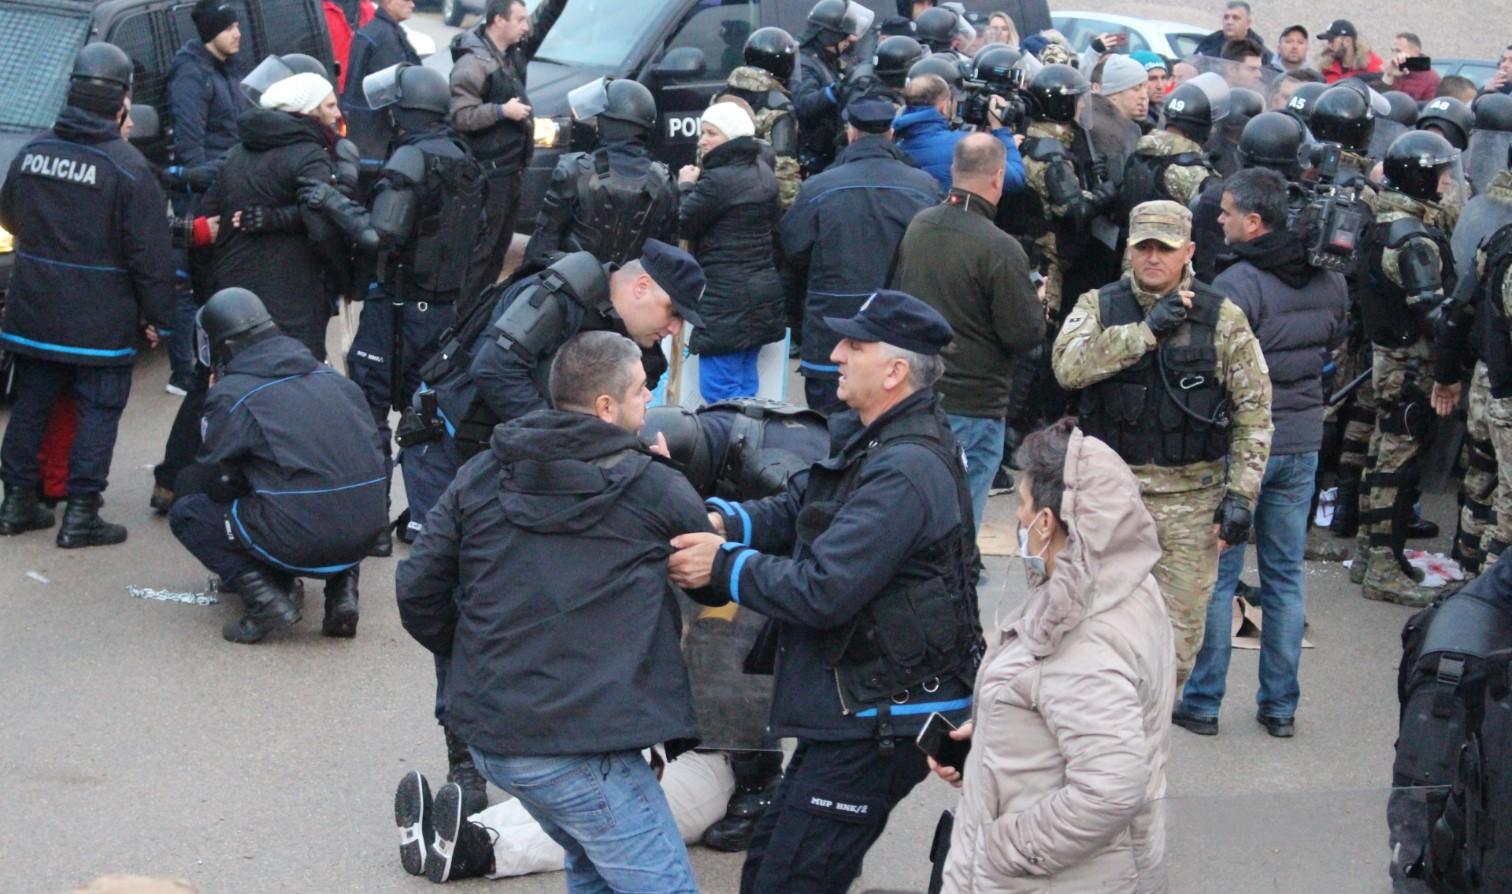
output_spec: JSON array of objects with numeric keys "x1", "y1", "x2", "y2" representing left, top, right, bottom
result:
[
  {"x1": 1335, "y1": 350, "x2": 1378, "y2": 474},
  {"x1": 1143, "y1": 485, "x2": 1225, "y2": 685},
  {"x1": 1454, "y1": 363, "x2": 1498, "y2": 575},
  {"x1": 1484, "y1": 393, "x2": 1512, "y2": 562},
  {"x1": 1362, "y1": 342, "x2": 1434, "y2": 558}
]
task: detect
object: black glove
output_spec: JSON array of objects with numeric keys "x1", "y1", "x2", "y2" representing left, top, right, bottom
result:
[
  {"x1": 1144, "y1": 292, "x2": 1189, "y2": 337},
  {"x1": 1088, "y1": 155, "x2": 1110, "y2": 183},
  {"x1": 297, "y1": 178, "x2": 345, "y2": 211},
  {"x1": 1214, "y1": 492, "x2": 1253, "y2": 546},
  {"x1": 237, "y1": 205, "x2": 300, "y2": 234}
]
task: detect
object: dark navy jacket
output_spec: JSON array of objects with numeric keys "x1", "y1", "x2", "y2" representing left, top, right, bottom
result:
[
  {"x1": 793, "y1": 41, "x2": 844, "y2": 173},
  {"x1": 779, "y1": 136, "x2": 940, "y2": 379},
  {"x1": 397, "y1": 410, "x2": 716, "y2": 755},
  {"x1": 167, "y1": 41, "x2": 247, "y2": 174},
  {"x1": 706, "y1": 389, "x2": 975, "y2": 740},
  {"x1": 0, "y1": 106, "x2": 175, "y2": 366},
  {"x1": 199, "y1": 335, "x2": 387, "y2": 573},
  {"x1": 341, "y1": 7, "x2": 421, "y2": 160},
  {"x1": 892, "y1": 105, "x2": 1026, "y2": 195}
]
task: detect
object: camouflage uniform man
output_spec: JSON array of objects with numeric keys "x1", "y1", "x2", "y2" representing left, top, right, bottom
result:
[
  {"x1": 1122, "y1": 73, "x2": 1224, "y2": 211},
  {"x1": 1481, "y1": 236, "x2": 1512, "y2": 564},
  {"x1": 1354, "y1": 131, "x2": 1461, "y2": 605},
  {"x1": 1053, "y1": 201, "x2": 1273, "y2": 683},
  {"x1": 718, "y1": 27, "x2": 802, "y2": 209}
]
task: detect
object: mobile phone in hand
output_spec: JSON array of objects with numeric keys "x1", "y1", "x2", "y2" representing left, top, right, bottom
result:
[{"x1": 916, "y1": 712, "x2": 971, "y2": 774}]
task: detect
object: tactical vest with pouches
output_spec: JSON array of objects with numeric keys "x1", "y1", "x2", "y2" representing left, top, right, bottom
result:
[
  {"x1": 390, "y1": 138, "x2": 486, "y2": 299},
  {"x1": 569, "y1": 148, "x2": 674, "y2": 265},
  {"x1": 1360, "y1": 214, "x2": 1457, "y2": 348},
  {"x1": 705, "y1": 399, "x2": 828, "y2": 501}
]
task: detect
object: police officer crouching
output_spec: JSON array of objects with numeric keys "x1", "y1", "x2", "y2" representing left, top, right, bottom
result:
[
  {"x1": 668, "y1": 291, "x2": 981, "y2": 893},
  {"x1": 299, "y1": 62, "x2": 486, "y2": 556},
  {"x1": 0, "y1": 43, "x2": 175, "y2": 547},
  {"x1": 169, "y1": 288, "x2": 388, "y2": 643},
  {"x1": 643, "y1": 399, "x2": 830, "y2": 852}
]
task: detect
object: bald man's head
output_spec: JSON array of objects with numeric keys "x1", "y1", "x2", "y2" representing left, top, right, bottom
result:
[{"x1": 952, "y1": 132, "x2": 1007, "y2": 203}]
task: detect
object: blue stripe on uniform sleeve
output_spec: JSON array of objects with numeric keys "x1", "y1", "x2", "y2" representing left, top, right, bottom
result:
[{"x1": 729, "y1": 548, "x2": 755, "y2": 605}]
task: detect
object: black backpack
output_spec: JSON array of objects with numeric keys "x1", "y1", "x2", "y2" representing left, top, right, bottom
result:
[{"x1": 1395, "y1": 555, "x2": 1512, "y2": 892}]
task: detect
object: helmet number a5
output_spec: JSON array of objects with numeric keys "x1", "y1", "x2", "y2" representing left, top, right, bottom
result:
[{"x1": 1169, "y1": 99, "x2": 1187, "y2": 113}]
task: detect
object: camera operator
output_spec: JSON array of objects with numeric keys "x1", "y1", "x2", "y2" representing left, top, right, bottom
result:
[
  {"x1": 893, "y1": 69, "x2": 1025, "y2": 195},
  {"x1": 1383, "y1": 32, "x2": 1440, "y2": 102}
]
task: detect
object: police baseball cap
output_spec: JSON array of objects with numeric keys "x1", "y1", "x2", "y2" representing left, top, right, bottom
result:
[
  {"x1": 844, "y1": 96, "x2": 897, "y2": 134},
  {"x1": 1318, "y1": 19, "x2": 1357, "y2": 40},
  {"x1": 825, "y1": 290, "x2": 954, "y2": 355},
  {"x1": 1128, "y1": 200, "x2": 1192, "y2": 249},
  {"x1": 639, "y1": 239, "x2": 706, "y2": 329}
]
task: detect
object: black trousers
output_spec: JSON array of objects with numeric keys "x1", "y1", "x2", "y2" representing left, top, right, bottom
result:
[
  {"x1": 0, "y1": 356, "x2": 132, "y2": 496},
  {"x1": 740, "y1": 737, "x2": 930, "y2": 894},
  {"x1": 154, "y1": 362, "x2": 211, "y2": 490},
  {"x1": 462, "y1": 168, "x2": 524, "y2": 316}
]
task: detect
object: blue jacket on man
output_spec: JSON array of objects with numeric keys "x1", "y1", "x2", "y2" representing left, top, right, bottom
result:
[
  {"x1": 167, "y1": 39, "x2": 246, "y2": 176},
  {"x1": 892, "y1": 106, "x2": 1026, "y2": 194},
  {"x1": 779, "y1": 136, "x2": 940, "y2": 381},
  {"x1": 341, "y1": 6, "x2": 421, "y2": 160}
]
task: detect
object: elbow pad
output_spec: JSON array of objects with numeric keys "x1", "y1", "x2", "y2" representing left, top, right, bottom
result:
[
  {"x1": 1398, "y1": 239, "x2": 1443, "y2": 306},
  {"x1": 1044, "y1": 159, "x2": 1082, "y2": 209}
]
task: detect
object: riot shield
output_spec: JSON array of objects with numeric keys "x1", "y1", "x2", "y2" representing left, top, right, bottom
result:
[
  {"x1": 1465, "y1": 128, "x2": 1512, "y2": 198},
  {"x1": 1450, "y1": 191, "x2": 1512, "y2": 272}
]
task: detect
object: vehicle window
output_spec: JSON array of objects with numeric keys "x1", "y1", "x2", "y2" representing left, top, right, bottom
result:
[
  {"x1": 1455, "y1": 63, "x2": 1496, "y2": 88},
  {"x1": 1168, "y1": 32, "x2": 1203, "y2": 59},
  {"x1": 527, "y1": 0, "x2": 662, "y2": 69},
  {"x1": 0, "y1": 7, "x2": 91, "y2": 133},
  {"x1": 665, "y1": 0, "x2": 762, "y2": 82}
]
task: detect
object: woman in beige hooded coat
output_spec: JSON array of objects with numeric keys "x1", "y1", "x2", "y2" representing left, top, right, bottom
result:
[{"x1": 934, "y1": 419, "x2": 1176, "y2": 893}]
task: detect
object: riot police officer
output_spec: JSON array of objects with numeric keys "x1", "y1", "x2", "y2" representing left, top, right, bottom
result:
[
  {"x1": 1419, "y1": 96, "x2": 1475, "y2": 152},
  {"x1": 874, "y1": 34, "x2": 927, "y2": 96},
  {"x1": 1468, "y1": 179, "x2": 1512, "y2": 566},
  {"x1": 642, "y1": 399, "x2": 830, "y2": 852},
  {"x1": 666, "y1": 291, "x2": 982, "y2": 893},
  {"x1": 1383, "y1": 90, "x2": 1420, "y2": 127},
  {"x1": 170, "y1": 287, "x2": 386, "y2": 643},
  {"x1": 721, "y1": 27, "x2": 803, "y2": 208},
  {"x1": 1124, "y1": 73, "x2": 1226, "y2": 213},
  {"x1": 524, "y1": 78, "x2": 677, "y2": 267},
  {"x1": 1279, "y1": 81, "x2": 1327, "y2": 130},
  {"x1": 1311, "y1": 85, "x2": 1381, "y2": 203},
  {"x1": 1468, "y1": 94, "x2": 1512, "y2": 198},
  {"x1": 299, "y1": 63, "x2": 486, "y2": 557},
  {"x1": 793, "y1": 0, "x2": 873, "y2": 176},
  {"x1": 0, "y1": 43, "x2": 175, "y2": 547},
  {"x1": 1052, "y1": 201, "x2": 1273, "y2": 684},
  {"x1": 1355, "y1": 131, "x2": 1461, "y2": 606},
  {"x1": 913, "y1": 5, "x2": 970, "y2": 60}
]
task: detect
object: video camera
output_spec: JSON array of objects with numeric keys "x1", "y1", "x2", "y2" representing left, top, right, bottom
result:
[
  {"x1": 1290, "y1": 141, "x2": 1370, "y2": 274},
  {"x1": 959, "y1": 66, "x2": 1026, "y2": 130}
]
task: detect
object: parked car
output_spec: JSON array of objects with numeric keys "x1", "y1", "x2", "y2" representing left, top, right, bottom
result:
[
  {"x1": 1432, "y1": 56, "x2": 1498, "y2": 88},
  {"x1": 1051, "y1": 10, "x2": 1206, "y2": 61}
]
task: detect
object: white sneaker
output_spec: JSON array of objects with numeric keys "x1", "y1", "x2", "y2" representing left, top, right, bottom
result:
[{"x1": 165, "y1": 381, "x2": 188, "y2": 396}]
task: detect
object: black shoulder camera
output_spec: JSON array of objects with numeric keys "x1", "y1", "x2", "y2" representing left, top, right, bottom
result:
[
  {"x1": 960, "y1": 65, "x2": 1025, "y2": 130},
  {"x1": 1290, "y1": 140, "x2": 1369, "y2": 274}
]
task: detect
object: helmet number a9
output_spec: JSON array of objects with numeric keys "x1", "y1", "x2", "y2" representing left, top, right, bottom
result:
[{"x1": 1169, "y1": 99, "x2": 1187, "y2": 113}]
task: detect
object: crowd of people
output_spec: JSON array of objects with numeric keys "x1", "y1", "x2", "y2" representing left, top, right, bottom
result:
[{"x1": 6, "y1": 0, "x2": 1512, "y2": 891}]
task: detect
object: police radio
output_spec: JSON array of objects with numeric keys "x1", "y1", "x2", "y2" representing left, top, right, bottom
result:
[{"x1": 1291, "y1": 141, "x2": 1368, "y2": 274}]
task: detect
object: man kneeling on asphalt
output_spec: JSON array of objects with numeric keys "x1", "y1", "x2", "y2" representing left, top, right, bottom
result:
[
  {"x1": 396, "y1": 331, "x2": 722, "y2": 889},
  {"x1": 168, "y1": 288, "x2": 388, "y2": 644}
]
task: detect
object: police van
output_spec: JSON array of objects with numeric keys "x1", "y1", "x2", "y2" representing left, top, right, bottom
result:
[
  {"x1": 499, "y1": 0, "x2": 1049, "y2": 229},
  {"x1": 0, "y1": 0, "x2": 333, "y2": 379}
]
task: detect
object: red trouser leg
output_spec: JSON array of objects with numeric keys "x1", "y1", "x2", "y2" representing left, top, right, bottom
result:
[{"x1": 38, "y1": 393, "x2": 78, "y2": 501}]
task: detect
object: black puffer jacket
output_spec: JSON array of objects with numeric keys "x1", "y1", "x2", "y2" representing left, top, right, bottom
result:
[
  {"x1": 203, "y1": 109, "x2": 337, "y2": 359},
  {"x1": 680, "y1": 137, "x2": 784, "y2": 355}
]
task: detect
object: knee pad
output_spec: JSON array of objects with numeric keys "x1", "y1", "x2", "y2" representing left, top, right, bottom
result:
[{"x1": 1380, "y1": 392, "x2": 1433, "y2": 439}]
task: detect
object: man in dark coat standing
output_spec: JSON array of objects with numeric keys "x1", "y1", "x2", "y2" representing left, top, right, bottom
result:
[
  {"x1": 1194, "y1": 1, "x2": 1277, "y2": 68},
  {"x1": 780, "y1": 96, "x2": 940, "y2": 414},
  {"x1": 0, "y1": 44, "x2": 175, "y2": 548},
  {"x1": 341, "y1": 0, "x2": 421, "y2": 161}
]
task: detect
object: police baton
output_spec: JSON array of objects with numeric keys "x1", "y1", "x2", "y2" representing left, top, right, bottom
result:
[
  {"x1": 1327, "y1": 369, "x2": 1372, "y2": 407},
  {"x1": 926, "y1": 808, "x2": 954, "y2": 894}
]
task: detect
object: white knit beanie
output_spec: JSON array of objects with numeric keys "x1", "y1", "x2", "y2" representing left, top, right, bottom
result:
[
  {"x1": 260, "y1": 72, "x2": 335, "y2": 115},
  {"x1": 701, "y1": 102, "x2": 756, "y2": 141}
]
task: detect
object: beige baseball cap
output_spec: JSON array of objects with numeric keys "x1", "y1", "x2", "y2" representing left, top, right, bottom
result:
[{"x1": 1128, "y1": 200, "x2": 1193, "y2": 248}]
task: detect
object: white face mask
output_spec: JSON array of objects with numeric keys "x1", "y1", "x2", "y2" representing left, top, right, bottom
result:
[{"x1": 1017, "y1": 512, "x2": 1051, "y2": 578}]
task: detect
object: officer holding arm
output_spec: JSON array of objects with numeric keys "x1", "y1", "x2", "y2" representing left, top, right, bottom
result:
[{"x1": 668, "y1": 290, "x2": 981, "y2": 894}]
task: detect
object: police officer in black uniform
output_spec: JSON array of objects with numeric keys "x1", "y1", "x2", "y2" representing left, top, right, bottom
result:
[
  {"x1": 0, "y1": 44, "x2": 175, "y2": 547},
  {"x1": 644, "y1": 400, "x2": 830, "y2": 851},
  {"x1": 668, "y1": 290, "x2": 981, "y2": 894},
  {"x1": 169, "y1": 288, "x2": 387, "y2": 643},
  {"x1": 524, "y1": 78, "x2": 677, "y2": 267},
  {"x1": 299, "y1": 62, "x2": 486, "y2": 557},
  {"x1": 793, "y1": 0, "x2": 872, "y2": 177},
  {"x1": 874, "y1": 35, "x2": 927, "y2": 95}
]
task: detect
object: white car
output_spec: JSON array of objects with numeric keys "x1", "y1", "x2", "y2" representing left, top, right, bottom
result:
[{"x1": 1051, "y1": 10, "x2": 1207, "y2": 61}]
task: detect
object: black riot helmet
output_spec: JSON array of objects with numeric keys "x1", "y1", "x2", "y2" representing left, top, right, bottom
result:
[
  {"x1": 908, "y1": 53, "x2": 965, "y2": 93},
  {"x1": 914, "y1": 6, "x2": 959, "y2": 52},
  {"x1": 876, "y1": 35, "x2": 927, "y2": 89},
  {"x1": 1026, "y1": 64, "x2": 1089, "y2": 124},
  {"x1": 1239, "y1": 111, "x2": 1307, "y2": 174},
  {"x1": 71, "y1": 42, "x2": 134, "y2": 93},
  {"x1": 1475, "y1": 93, "x2": 1512, "y2": 132},
  {"x1": 1230, "y1": 87, "x2": 1263, "y2": 120},
  {"x1": 1384, "y1": 130, "x2": 1459, "y2": 202},
  {"x1": 1310, "y1": 85, "x2": 1375, "y2": 152},
  {"x1": 396, "y1": 65, "x2": 449, "y2": 116},
  {"x1": 1282, "y1": 81, "x2": 1327, "y2": 127},
  {"x1": 1418, "y1": 95, "x2": 1474, "y2": 151},
  {"x1": 1383, "y1": 90, "x2": 1419, "y2": 126},
  {"x1": 197, "y1": 288, "x2": 278, "y2": 369},
  {"x1": 973, "y1": 45, "x2": 1024, "y2": 92},
  {"x1": 807, "y1": 0, "x2": 852, "y2": 46},
  {"x1": 598, "y1": 78, "x2": 658, "y2": 141},
  {"x1": 280, "y1": 53, "x2": 330, "y2": 80},
  {"x1": 1164, "y1": 81, "x2": 1219, "y2": 144},
  {"x1": 640, "y1": 406, "x2": 715, "y2": 493},
  {"x1": 744, "y1": 27, "x2": 798, "y2": 81}
]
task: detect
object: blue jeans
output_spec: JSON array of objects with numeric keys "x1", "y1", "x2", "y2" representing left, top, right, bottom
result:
[
  {"x1": 471, "y1": 749, "x2": 698, "y2": 894},
  {"x1": 1182, "y1": 451, "x2": 1318, "y2": 721},
  {"x1": 947, "y1": 414, "x2": 1005, "y2": 530},
  {"x1": 699, "y1": 347, "x2": 761, "y2": 403}
]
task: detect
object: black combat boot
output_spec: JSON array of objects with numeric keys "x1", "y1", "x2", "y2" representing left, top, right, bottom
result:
[
  {"x1": 321, "y1": 566, "x2": 360, "y2": 638},
  {"x1": 428, "y1": 781, "x2": 497, "y2": 882},
  {"x1": 702, "y1": 751, "x2": 783, "y2": 852},
  {"x1": 443, "y1": 725, "x2": 489, "y2": 817},
  {"x1": 366, "y1": 523, "x2": 393, "y2": 557},
  {"x1": 55, "y1": 493, "x2": 126, "y2": 548},
  {"x1": 1330, "y1": 476, "x2": 1360, "y2": 538},
  {"x1": 0, "y1": 483, "x2": 55, "y2": 535},
  {"x1": 222, "y1": 568, "x2": 302, "y2": 643}
]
